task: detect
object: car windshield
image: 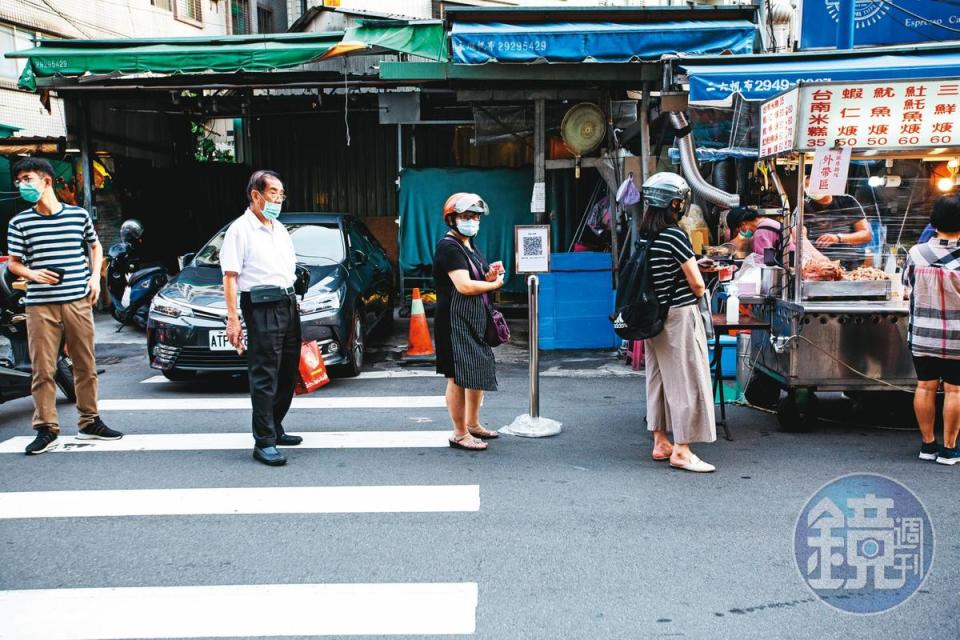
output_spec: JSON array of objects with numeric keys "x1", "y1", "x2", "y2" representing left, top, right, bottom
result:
[{"x1": 193, "y1": 223, "x2": 345, "y2": 268}]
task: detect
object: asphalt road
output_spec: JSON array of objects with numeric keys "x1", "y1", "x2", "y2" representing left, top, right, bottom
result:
[{"x1": 0, "y1": 322, "x2": 957, "y2": 639}]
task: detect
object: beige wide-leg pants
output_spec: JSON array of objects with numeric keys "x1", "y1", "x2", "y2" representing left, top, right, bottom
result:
[{"x1": 644, "y1": 303, "x2": 717, "y2": 444}]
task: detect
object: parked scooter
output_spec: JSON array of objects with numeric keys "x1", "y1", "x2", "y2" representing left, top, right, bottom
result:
[
  {"x1": 106, "y1": 219, "x2": 168, "y2": 330},
  {"x1": 0, "y1": 263, "x2": 75, "y2": 404}
]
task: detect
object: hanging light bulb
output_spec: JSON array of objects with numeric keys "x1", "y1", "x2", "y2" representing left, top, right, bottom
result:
[
  {"x1": 867, "y1": 175, "x2": 885, "y2": 188},
  {"x1": 937, "y1": 176, "x2": 956, "y2": 192}
]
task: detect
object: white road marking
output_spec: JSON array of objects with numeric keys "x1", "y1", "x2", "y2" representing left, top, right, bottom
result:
[
  {"x1": 140, "y1": 370, "x2": 443, "y2": 383},
  {"x1": 0, "y1": 582, "x2": 478, "y2": 638},
  {"x1": 0, "y1": 485, "x2": 480, "y2": 519},
  {"x1": 0, "y1": 431, "x2": 453, "y2": 454},
  {"x1": 98, "y1": 395, "x2": 446, "y2": 411}
]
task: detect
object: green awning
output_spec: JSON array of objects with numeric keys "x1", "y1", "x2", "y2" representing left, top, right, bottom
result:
[
  {"x1": 339, "y1": 20, "x2": 448, "y2": 62},
  {"x1": 6, "y1": 32, "x2": 345, "y2": 91}
]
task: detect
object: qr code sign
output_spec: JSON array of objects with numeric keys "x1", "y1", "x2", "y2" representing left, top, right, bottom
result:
[{"x1": 523, "y1": 235, "x2": 544, "y2": 257}]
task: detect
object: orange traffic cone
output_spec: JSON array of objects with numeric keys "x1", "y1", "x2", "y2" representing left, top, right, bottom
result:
[{"x1": 402, "y1": 288, "x2": 435, "y2": 364}]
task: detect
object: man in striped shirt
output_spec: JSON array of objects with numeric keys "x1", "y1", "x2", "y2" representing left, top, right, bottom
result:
[{"x1": 7, "y1": 158, "x2": 122, "y2": 455}]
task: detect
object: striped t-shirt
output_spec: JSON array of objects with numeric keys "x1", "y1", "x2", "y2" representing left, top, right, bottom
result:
[
  {"x1": 648, "y1": 226, "x2": 697, "y2": 309},
  {"x1": 7, "y1": 204, "x2": 98, "y2": 306}
]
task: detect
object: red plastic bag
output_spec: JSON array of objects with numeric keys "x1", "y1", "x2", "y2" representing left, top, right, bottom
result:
[{"x1": 295, "y1": 340, "x2": 329, "y2": 395}]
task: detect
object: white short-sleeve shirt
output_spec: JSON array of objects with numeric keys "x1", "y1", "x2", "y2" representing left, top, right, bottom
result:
[{"x1": 219, "y1": 208, "x2": 297, "y2": 291}]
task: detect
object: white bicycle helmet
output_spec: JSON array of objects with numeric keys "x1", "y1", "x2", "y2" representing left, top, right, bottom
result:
[{"x1": 642, "y1": 172, "x2": 691, "y2": 215}]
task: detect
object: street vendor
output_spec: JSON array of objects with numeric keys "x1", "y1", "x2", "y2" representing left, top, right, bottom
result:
[
  {"x1": 798, "y1": 177, "x2": 873, "y2": 269},
  {"x1": 726, "y1": 207, "x2": 790, "y2": 261}
]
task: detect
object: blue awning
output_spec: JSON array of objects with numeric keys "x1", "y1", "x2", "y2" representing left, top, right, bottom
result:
[
  {"x1": 451, "y1": 20, "x2": 757, "y2": 65},
  {"x1": 682, "y1": 49, "x2": 960, "y2": 102}
]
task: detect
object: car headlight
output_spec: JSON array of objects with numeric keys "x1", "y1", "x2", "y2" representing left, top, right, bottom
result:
[
  {"x1": 299, "y1": 291, "x2": 340, "y2": 315},
  {"x1": 150, "y1": 295, "x2": 193, "y2": 318}
]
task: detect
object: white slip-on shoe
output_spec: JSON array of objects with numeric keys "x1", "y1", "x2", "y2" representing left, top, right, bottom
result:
[{"x1": 670, "y1": 454, "x2": 716, "y2": 473}]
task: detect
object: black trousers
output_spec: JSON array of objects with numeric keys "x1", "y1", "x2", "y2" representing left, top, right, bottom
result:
[{"x1": 240, "y1": 294, "x2": 301, "y2": 448}]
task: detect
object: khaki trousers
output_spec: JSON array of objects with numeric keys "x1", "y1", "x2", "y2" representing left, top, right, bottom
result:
[
  {"x1": 644, "y1": 303, "x2": 717, "y2": 444},
  {"x1": 25, "y1": 297, "x2": 99, "y2": 433}
]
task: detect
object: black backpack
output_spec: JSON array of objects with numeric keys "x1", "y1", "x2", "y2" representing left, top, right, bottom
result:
[{"x1": 611, "y1": 232, "x2": 668, "y2": 340}]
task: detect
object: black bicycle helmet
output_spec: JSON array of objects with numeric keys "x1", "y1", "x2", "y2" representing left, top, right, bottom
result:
[{"x1": 119, "y1": 219, "x2": 144, "y2": 243}]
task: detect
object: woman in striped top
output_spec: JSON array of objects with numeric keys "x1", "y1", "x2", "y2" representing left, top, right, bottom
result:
[{"x1": 640, "y1": 173, "x2": 717, "y2": 473}]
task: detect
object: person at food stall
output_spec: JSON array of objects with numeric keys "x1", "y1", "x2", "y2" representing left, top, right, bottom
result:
[
  {"x1": 641, "y1": 172, "x2": 717, "y2": 473},
  {"x1": 726, "y1": 206, "x2": 829, "y2": 265},
  {"x1": 725, "y1": 207, "x2": 790, "y2": 260},
  {"x1": 902, "y1": 195, "x2": 960, "y2": 466},
  {"x1": 799, "y1": 177, "x2": 873, "y2": 269}
]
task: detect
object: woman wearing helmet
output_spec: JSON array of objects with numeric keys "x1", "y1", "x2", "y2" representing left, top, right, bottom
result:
[
  {"x1": 640, "y1": 173, "x2": 717, "y2": 472},
  {"x1": 433, "y1": 193, "x2": 505, "y2": 451}
]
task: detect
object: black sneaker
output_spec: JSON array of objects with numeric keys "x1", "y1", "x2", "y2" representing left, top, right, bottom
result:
[
  {"x1": 919, "y1": 441, "x2": 940, "y2": 461},
  {"x1": 25, "y1": 427, "x2": 58, "y2": 455},
  {"x1": 936, "y1": 445, "x2": 960, "y2": 466},
  {"x1": 77, "y1": 418, "x2": 123, "y2": 441}
]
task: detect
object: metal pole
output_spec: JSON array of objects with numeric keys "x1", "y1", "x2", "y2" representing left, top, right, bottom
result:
[
  {"x1": 533, "y1": 99, "x2": 546, "y2": 224},
  {"x1": 528, "y1": 274, "x2": 539, "y2": 418},
  {"x1": 836, "y1": 0, "x2": 856, "y2": 50},
  {"x1": 78, "y1": 97, "x2": 94, "y2": 219},
  {"x1": 639, "y1": 81, "x2": 653, "y2": 181},
  {"x1": 794, "y1": 153, "x2": 806, "y2": 304}
]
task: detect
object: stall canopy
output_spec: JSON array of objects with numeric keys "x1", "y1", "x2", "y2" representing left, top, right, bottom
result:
[
  {"x1": 681, "y1": 46, "x2": 960, "y2": 102},
  {"x1": 336, "y1": 20, "x2": 448, "y2": 62},
  {"x1": 7, "y1": 31, "x2": 350, "y2": 91},
  {"x1": 451, "y1": 20, "x2": 757, "y2": 64}
]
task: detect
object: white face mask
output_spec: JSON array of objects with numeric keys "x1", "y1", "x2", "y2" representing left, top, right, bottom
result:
[{"x1": 456, "y1": 219, "x2": 480, "y2": 237}]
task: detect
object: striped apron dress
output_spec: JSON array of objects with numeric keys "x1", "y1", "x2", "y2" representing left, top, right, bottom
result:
[{"x1": 449, "y1": 289, "x2": 498, "y2": 391}]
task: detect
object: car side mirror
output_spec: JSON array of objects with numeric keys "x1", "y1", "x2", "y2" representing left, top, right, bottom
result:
[
  {"x1": 178, "y1": 252, "x2": 196, "y2": 270},
  {"x1": 352, "y1": 249, "x2": 368, "y2": 266}
]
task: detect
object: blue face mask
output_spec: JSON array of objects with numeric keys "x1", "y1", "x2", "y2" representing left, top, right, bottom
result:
[
  {"x1": 262, "y1": 200, "x2": 282, "y2": 220},
  {"x1": 456, "y1": 219, "x2": 480, "y2": 237},
  {"x1": 18, "y1": 181, "x2": 43, "y2": 204},
  {"x1": 738, "y1": 229, "x2": 754, "y2": 240}
]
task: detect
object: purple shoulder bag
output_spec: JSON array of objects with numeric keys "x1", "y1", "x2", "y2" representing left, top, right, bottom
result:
[{"x1": 444, "y1": 238, "x2": 510, "y2": 347}]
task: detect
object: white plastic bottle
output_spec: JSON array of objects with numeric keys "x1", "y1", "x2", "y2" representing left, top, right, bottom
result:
[{"x1": 726, "y1": 285, "x2": 740, "y2": 324}]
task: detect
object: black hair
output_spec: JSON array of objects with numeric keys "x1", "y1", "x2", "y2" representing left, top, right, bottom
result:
[
  {"x1": 931, "y1": 195, "x2": 960, "y2": 233},
  {"x1": 12, "y1": 157, "x2": 55, "y2": 182},
  {"x1": 725, "y1": 206, "x2": 759, "y2": 231},
  {"x1": 246, "y1": 169, "x2": 281, "y2": 204},
  {"x1": 638, "y1": 204, "x2": 677, "y2": 236}
]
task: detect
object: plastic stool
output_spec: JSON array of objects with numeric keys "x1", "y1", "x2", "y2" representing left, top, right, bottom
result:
[{"x1": 625, "y1": 340, "x2": 644, "y2": 370}]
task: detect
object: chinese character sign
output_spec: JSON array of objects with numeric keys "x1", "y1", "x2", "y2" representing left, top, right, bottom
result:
[
  {"x1": 809, "y1": 147, "x2": 852, "y2": 196},
  {"x1": 759, "y1": 88, "x2": 799, "y2": 158},
  {"x1": 794, "y1": 474, "x2": 934, "y2": 614},
  {"x1": 795, "y1": 79, "x2": 960, "y2": 151}
]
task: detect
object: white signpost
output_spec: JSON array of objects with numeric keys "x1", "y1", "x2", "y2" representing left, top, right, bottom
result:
[{"x1": 501, "y1": 224, "x2": 561, "y2": 438}]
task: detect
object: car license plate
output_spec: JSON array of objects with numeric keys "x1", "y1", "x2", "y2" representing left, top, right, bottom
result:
[{"x1": 209, "y1": 330, "x2": 245, "y2": 351}]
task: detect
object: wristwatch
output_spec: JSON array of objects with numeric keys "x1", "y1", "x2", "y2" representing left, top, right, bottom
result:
[{"x1": 835, "y1": 233, "x2": 844, "y2": 244}]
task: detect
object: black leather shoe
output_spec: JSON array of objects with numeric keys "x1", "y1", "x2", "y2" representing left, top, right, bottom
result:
[
  {"x1": 253, "y1": 446, "x2": 287, "y2": 466},
  {"x1": 276, "y1": 434, "x2": 303, "y2": 446}
]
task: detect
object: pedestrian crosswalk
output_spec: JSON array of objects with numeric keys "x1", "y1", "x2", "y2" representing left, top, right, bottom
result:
[
  {"x1": 0, "y1": 385, "x2": 482, "y2": 637},
  {"x1": 0, "y1": 431, "x2": 452, "y2": 453},
  {"x1": 0, "y1": 583, "x2": 479, "y2": 638},
  {"x1": 98, "y1": 395, "x2": 447, "y2": 411},
  {"x1": 0, "y1": 485, "x2": 480, "y2": 519}
]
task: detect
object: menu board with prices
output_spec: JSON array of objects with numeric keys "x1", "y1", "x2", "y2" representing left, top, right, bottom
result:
[
  {"x1": 795, "y1": 78, "x2": 960, "y2": 152},
  {"x1": 759, "y1": 88, "x2": 799, "y2": 158}
]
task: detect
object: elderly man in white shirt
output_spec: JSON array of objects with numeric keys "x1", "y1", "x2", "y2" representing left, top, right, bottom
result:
[{"x1": 221, "y1": 170, "x2": 303, "y2": 466}]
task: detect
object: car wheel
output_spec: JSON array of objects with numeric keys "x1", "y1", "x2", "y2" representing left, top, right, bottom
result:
[
  {"x1": 334, "y1": 309, "x2": 365, "y2": 378},
  {"x1": 162, "y1": 369, "x2": 197, "y2": 382}
]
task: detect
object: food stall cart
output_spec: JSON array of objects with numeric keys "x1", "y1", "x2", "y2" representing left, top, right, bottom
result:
[{"x1": 745, "y1": 77, "x2": 959, "y2": 430}]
